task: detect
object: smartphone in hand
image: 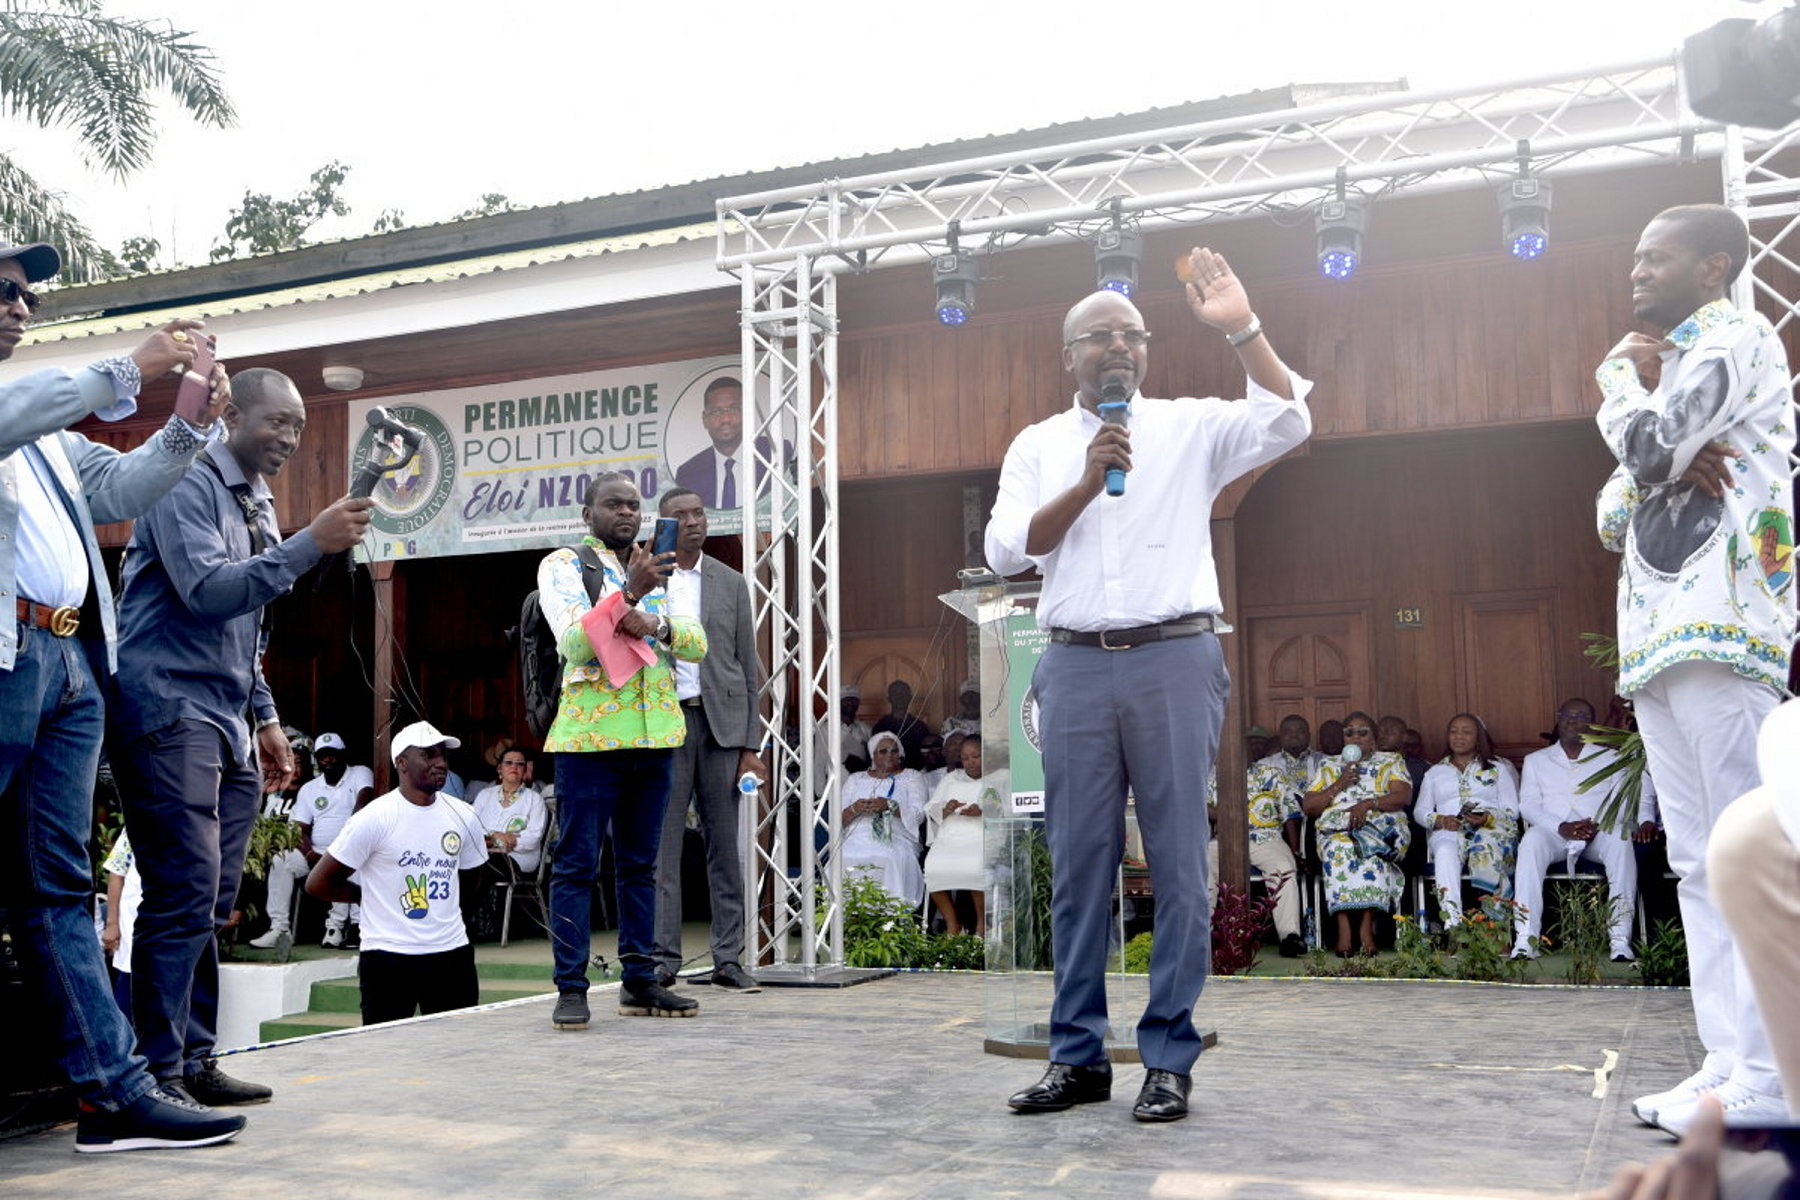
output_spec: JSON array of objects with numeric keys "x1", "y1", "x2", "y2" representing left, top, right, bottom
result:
[
  {"x1": 173, "y1": 333, "x2": 217, "y2": 426},
  {"x1": 652, "y1": 516, "x2": 679, "y2": 558}
]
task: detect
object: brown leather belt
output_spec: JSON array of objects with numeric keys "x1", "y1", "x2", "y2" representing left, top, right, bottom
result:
[
  {"x1": 16, "y1": 598, "x2": 81, "y2": 638},
  {"x1": 1048, "y1": 613, "x2": 1216, "y2": 651}
]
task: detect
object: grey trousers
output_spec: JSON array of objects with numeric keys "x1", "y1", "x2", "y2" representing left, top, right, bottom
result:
[
  {"x1": 1036, "y1": 632, "x2": 1227, "y2": 1074},
  {"x1": 652, "y1": 704, "x2": 747, "y2": 973}
]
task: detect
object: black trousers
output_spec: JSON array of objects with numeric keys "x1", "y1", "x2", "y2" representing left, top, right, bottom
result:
[{"x1": 357, "y1": 945, "x2": 478, "y2": 1025}]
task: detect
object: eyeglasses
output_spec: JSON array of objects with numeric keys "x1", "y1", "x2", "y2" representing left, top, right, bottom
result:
[
  {"x1": 0, "y1": 279, "x2": 41, "y2": 313},
  {"x1": 1065, "y1": 328, "x2": 1151, "y2": 350},
  {"x1": 1341, "y1": 726, "x2": 1374, "y2": 737}
]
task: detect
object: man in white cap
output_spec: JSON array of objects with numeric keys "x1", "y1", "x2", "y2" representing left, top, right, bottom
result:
[
  {"x1": 306, "y1": 721, "x2": 487, "y2": 1025},
  {"x1": 251, "y1": 732, "x2": 373, "y2": 951},
  {"x1": 0, "y1": 238, "x2": 249, "y2": 1151}
]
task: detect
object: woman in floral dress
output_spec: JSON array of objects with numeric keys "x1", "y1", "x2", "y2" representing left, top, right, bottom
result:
[
  {"x1": 1304, "y1": 711, "x2": 1414, "y2": 956},
  {"x1": 1413, "y1": 713, "x2": 1521, "y2": 926}
]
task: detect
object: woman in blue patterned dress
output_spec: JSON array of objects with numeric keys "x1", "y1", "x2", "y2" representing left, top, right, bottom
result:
[{"x1": 1304, "y1": 712, "x2": 1414, "y2": 956}]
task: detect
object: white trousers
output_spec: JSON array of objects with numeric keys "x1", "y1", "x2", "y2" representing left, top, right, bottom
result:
[
  {"x1": 1634, "y1": 659, "x2": 1782, "y2": 1097},
  {"x1": 1512, "y1": 825, "x2": 1636, "y2": 945},
  {"x1": 264, "y1": 848, "x2": 358, "y2": 931},
  {"x1": 1204, "y1": 836, "x2": 1301, "y2": 938},
  {"x1": 1426, "y1": 831, "x2": 1467, "y2": 924},
  {"x1": 1710, "y1": 787, "x2": 1800, "y2": 1114}
]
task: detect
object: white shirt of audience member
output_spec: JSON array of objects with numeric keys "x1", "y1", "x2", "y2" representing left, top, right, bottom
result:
[
  {"x1": 327, "y1": 789, "x2": 487, "y2": 955},
  {"x1": 294, "y1": 765, "x2": 375, "y2": 850}
]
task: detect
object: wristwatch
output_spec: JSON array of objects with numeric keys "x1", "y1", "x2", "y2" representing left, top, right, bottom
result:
[{"x1": 654, "y1": 614, "x2": 670, "y2": 642}]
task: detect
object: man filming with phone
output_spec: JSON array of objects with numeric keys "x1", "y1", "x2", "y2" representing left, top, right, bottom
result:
[{"x1": 540, "y1": 472, "x2": 707, "y2": 1032}]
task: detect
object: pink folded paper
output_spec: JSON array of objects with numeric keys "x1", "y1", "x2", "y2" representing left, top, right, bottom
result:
[{"x1": 580, "y1": 591, "x2": 657, "y2": 689}]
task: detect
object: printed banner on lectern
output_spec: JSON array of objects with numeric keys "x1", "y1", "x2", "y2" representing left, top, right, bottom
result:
[
  {"x1": 1003, "y1": 613, "x2": 1049, "y2": 813},
  {"x1": 347, "y1": 355, "x2": 794, "y2": 562}
]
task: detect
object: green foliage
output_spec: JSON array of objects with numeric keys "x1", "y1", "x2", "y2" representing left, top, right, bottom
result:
[
  {"x1": 1007, "y1": 823, "x2": 1055, "y2": 971},
  {"x1": 1448, "y1": 895, "x2": 1537, "y2": 983},
  {"x1": 240, "y1": 814, "x2": 300, "y2": 883},
  {"x1": 1389, "y1": 913, "x2": 1448, "y2": 979},
  {"x1": 1122, "y1": 931, "x2": 1154, "y2": 974},
  {"x1": 1577, "y1": 724, "x2": 1649, "y2": 837},
  {"x1": 455, "y1": 193, "x2": 513, "y2": 220},
  {"x1": 1580, "y1": 632, "x2": 1621, "y2": 671},
  {"x1": 210, "y1": 160, "x2": 350, "y2": 262},
  {"x1": 833, "y1": 873, "x2": 986, "y2": 970},
  {"x1": 370, "y1": 207, "x2": 406, "y2": 234},
  {"x1": 112, "y1": 233, "x2": 159, "y2": 274},
  {"x1": 0, "y1": 1, "x2": 234, "y2": 281},
  {"x1": 1636, "y1": 918, "x2": 1690, "y2": 987},
  {"x1": 1554, "y1": 879, "x2": 1617, "y2": 985}
]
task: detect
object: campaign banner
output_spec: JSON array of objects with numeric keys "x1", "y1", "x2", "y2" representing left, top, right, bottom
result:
[
  {"x1": 1003, "y1": 613, "x2": 1049, "y2": 813},
  {"x1": 347, "y1": 354, "x2": 791, "y2": 562}
]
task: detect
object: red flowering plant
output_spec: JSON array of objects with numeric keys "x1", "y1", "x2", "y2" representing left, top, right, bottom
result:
[{"x1": 1211, "y1": 880, "x2": 1279, "y2": 976}]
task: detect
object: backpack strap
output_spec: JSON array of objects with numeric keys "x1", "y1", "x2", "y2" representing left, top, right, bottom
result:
[{"x1": 573, "y1": 542, "x2": 604, "y2": 605}]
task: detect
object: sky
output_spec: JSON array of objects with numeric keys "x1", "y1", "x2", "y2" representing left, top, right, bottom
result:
[{"x1": 1, "y1": 0, "x2": 1780, "y2": 269}]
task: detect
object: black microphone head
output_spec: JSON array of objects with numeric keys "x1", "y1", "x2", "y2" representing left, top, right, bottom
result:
[
  {"x1": 1100, "y1": 381, "x2": 1130, "y2": 403},
  {"x1": 365, "y1": 406, "x2": 393, "y2": 429}
]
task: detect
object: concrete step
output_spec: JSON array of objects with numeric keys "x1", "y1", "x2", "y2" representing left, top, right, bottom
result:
[{"x1": 259, "y1": 1010, "x2": 361, "y2": 1042}]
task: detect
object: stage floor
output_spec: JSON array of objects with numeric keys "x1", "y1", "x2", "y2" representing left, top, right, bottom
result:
[{"x1": 0, "y1": 972, "x2": 1699, "y2": 1198}]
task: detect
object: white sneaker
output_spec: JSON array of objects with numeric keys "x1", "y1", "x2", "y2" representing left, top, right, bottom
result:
[
  {"x1": 1509, "y1": 941, "x2": 1539, "y2": 960},
  {"x1": 321, "y1": 927, "x2": 344, "y2": 948},
  {"x1": 1632, "y1": 1068, "x2": 1728, "y2": 1125},
  {"x1": 1610, "y1": 941, "x2": 1636, "y2": 963},
  {"x1": 1655, "y1": 1080, "x2": 1788, "y2": 1136},
  {"x1": 247, "y1": 929, "x2": 286, "y2": 950}
]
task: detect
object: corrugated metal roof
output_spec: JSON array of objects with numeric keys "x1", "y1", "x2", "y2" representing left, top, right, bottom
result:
[{"x1": 24, "y1": 219, "x2": 720, "y2": 345}]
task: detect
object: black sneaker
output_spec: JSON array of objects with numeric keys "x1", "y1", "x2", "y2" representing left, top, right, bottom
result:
[
  {"x1": 709, "y1": 962, "x2": 762, "y2": 992},
  {"x1": 75, "y1": 1086, "x2": 247, "y2": 1153},
  {"x1": 618, "y1": 979, "x2": 700, "y2": 1017},
  {"x1": 342, "y1": 923, "x2": 362, "y2": 951},
  {"x1": 1278, "y1": 934, "x2": 1305, "y2": 958},
  {"x1": 552, "y1": 990, "x2": 590, "y2": 1031},
  {"x1": 180, "y1": 1059, "x2": 273, "y2": 1106}
]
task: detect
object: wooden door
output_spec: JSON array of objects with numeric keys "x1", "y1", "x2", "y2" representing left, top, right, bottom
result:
[
  {"x1": 1242, "y1": 606, "x2": 1374, "y2": 734},
  {"x1": 1453, "y1": 589, "x2": 1559, "y2": 760}
]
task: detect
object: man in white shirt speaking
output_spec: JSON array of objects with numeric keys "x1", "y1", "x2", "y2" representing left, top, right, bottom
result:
[{"x1": 986, "y1": 247, "x2": 1312, "y2": 1123}]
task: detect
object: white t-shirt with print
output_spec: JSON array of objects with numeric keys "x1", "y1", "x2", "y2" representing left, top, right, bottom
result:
[
  {"x1": 294, "y1": 765, "x2": 375, "y2": 849},
  {"x1": 327, "y1": 789, "x2": 487, "y2": 955}
]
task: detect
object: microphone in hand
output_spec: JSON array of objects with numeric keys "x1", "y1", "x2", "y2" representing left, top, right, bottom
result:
[{"x1": 1098, "y1": 381, "x2": 1130, "y2": 497}]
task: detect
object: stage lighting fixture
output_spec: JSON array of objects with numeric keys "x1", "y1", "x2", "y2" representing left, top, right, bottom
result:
[
  {"x1": 1497, "y1": 177, "x2": 1553, "y2": 260},
  {"x1": 1094, "y1": 227, "x2": 1144, "y2": 297},
  {"x1": 1315, "y1": 195, "x2": 1367, "y2": 280},
  {"x1": 933, "y1": 252, "x2": 978, "y2": 326}
]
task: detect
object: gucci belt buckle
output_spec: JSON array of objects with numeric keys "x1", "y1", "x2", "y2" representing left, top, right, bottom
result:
[{"x1": 48, "y1": 605, "x2": 80, "y2": 637}]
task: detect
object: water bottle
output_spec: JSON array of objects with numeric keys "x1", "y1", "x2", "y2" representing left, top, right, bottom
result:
[{"x1": 738, "y1": 772, "x2": 761, "y2": 797}]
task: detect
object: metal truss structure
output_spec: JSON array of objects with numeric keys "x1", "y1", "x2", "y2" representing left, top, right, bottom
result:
[{"x1": 718, "y1": 55, "x2": 1799, "y2": 973}]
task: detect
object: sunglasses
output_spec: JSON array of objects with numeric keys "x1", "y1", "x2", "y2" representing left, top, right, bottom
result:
[
  {"x1": 1341, "y1": 726, "x2": 1375, "y2": 737},
  {"x1": 0, "y1": 278, "x2": 41, "y2": 313}
]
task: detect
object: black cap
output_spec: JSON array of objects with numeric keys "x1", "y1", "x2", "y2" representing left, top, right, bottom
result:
[{"x1": 0, "y1": 243, "x2": 61, "y2": 283}]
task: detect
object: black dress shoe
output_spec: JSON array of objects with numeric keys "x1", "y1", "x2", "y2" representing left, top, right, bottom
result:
[
  {"x1": 1007, "y1": 1061, "x2": 1112, "y2": 1112},
  {"x1": 1279, "y1": 933, "x2": 1305, "y2": 958},
  {"x1": 180, "y1": 1059, "x2": 273, "y2": 1107},
  {"x1": 1132, "y1": 1069, "x2": 1191, "y2": 1122}
]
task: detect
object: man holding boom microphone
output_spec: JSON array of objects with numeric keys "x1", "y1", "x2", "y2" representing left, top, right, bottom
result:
[
  {"x1": 111, "y1": 367, "x2": 374, "y2": 1108},
  {"x1": 984, "y1": 248, "x2": 1312, "y2": 1122}
]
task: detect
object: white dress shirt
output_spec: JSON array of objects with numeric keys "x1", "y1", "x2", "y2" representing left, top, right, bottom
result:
[
  {"x1": 1519, "y1": 743, "x2": 1658, "y2": 832},
  {"x1": 665, "y1": 556, "x2": 704, "y2": 701},
  {"x1": 14, "y1": 443, "x2": 87, "y2": 607},
  {"x1": 985, "y1": 374, "x2": 1312, "y2": 631}
]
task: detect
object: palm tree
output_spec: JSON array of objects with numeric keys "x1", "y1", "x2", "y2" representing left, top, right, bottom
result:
[{"x1": 0, "y1": 0, "x2": 233, "y2": 281}]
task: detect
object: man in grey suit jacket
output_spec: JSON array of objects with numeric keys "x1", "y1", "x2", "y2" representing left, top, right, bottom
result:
[
  {"x1": 652, "y1": 487, "x2": 767, "y2": 990},
  {"x1": 0, "y1": 240, "x2": 248, "y2": 1152}
]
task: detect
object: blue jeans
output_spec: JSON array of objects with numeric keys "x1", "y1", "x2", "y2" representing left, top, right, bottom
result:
[
  {"x1": 116, "y1": 718, "x2": 261, "y2": 1080},
  {"x1": 0, "y1": 623, "x2": 154, "y2": 1111},
  {"x1": 549, "y1": 749, "x2": 673, "y2": 992}
]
